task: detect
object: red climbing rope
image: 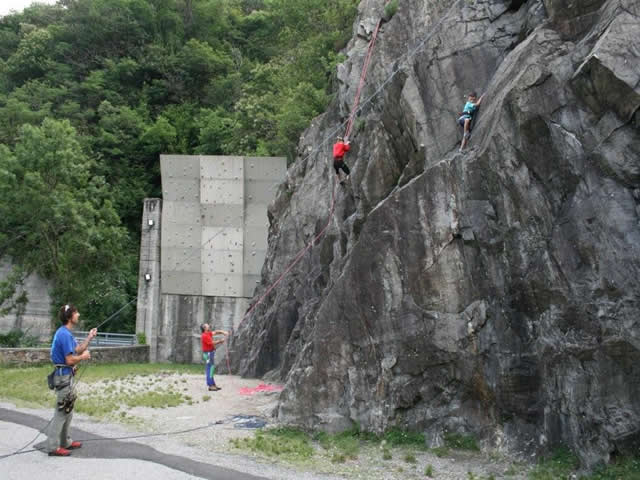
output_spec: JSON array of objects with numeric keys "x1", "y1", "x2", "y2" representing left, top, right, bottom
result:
[
  {"x1": 226, "y1": 10, "x2": 387, "y2": 375},
  {"x1": 344, "y1": 18, "x2": 383, "y2": 139},
  {"x1": 225, "y1": 174, "x2": 340, "y2": 374}
]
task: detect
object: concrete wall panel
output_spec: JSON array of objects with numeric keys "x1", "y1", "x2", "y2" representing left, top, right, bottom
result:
[
  {"x1": 243, "y1": 275, "x2": 262, "y2": 298},
  {"x1": 202, "y1": 227, "x2": 243, "y2": 251},
  {"x1": 161, "y1": 222, "x2": 201, "y2": 248},
  {"x1": 161, "y1": 247, "x2": 201, "y2": 273},
  {"x1": 201, "y1": 204, "x2": 243, "y2": 228},
  {"x1": 245, "y1": 156, "x2": 287, "y2": 180},
  {"x1": 201, "y1": 179, "x2": 243, "y2": 205},
  {"x1": 245, "y1": 178, "x2": 280, "y2": 205},
  {"x1": 162, "y1": 271, "x2": 202, "y2": 296},
  {"x1": 202, "y1": 250, "x2": 243, "y2": 274},
  {"x1": 200, "y1": 156, "x2": 244, "y2": 180},
  {"x1": 244, "y1": 226, "x2": 269, "y2": 250},
  {"x1": 202, "y1": 273, "x2": 244, "y2": 297},
  {"x1": 162, "y1": 201, "x2": 201, "y2": 226},
  {"x1": 244, "y1": 203, "x2": 268, "y2": 227},
  {"x1": 243, "y1": 249, "x2": 267, "y2": 274},
  {"x1": 161, "y1": 155, "x2": 200, "y2": 179},
  {"x1": 162, "y1": 178, "x2": 200, "y2": 202}
]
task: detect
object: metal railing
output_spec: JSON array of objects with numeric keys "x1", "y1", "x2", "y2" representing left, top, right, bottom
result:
[{"x1": 73, "y1": 331, "x2": 136, "y2": 346}]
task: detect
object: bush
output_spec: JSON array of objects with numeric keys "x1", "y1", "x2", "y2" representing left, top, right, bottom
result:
[
  {"x1": 384, "y1": 0, "x2": 399, "y2": 19},
  {"x1": 136, "y1": 332, "x2": 147, "y2": 345},
  {"x1": 0, "y1": 329, "x2": 39, "y2": 347}
]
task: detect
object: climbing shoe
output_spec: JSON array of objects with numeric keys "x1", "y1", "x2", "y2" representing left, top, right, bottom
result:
[
  {"x1": 48, "y1": 447, "x2": 71, "y2": 456},
  {"x1": 66, "y1": 441, "x2": 82, "y2": 450},
  {"x1": 208, "y1": 385, "x2": 221, "y2": 391}
]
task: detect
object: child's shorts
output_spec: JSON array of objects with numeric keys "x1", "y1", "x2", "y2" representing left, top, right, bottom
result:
[{"x1": 458, "y1": 115, "x2": 472, "y2": 127}]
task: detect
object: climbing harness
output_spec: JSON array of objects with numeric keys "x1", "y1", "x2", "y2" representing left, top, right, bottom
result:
[{"x1": 47, "y1": 364, "x2": 72, "y2": 390}]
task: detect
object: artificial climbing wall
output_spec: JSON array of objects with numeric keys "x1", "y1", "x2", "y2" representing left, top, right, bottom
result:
[
  {"x1": 160, "y1": 155, "x2": 285, "y2": 298},
  {"x1": 137, "y1": 155, "x2": 285, "y2": 363}
]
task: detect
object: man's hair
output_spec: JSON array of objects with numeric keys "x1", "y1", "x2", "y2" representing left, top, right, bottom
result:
[
  {"x1": 469, "y1": 91, "x2": 477, "y2": 98},
  {"x1": 200, "y1": 324, "x2": 207, "y2": 333},
  {"x1": 336, "y1": 136, "x2": 343, "y2": 141},
  {"x1": 59, "y1": 304, "x2": 78, "y2": 325}
]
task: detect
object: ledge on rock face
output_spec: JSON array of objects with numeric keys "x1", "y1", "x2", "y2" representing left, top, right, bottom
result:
[
  {"x1": 543, "y1": 0, "x2": 606, "y2": 21},
  {"x1": 543, "y1": 0, "x2": 607, "y2": 38},
  {"x1": 571, "y1": 14, "x2": 640, "y2": 121}
]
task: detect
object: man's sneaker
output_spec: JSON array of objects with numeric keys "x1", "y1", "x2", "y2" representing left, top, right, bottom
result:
[
  {"x1": 208, "y1": 385, "x2": 220, "y2": 391},
  {"x1": 48, "y1": 447, "x2": 71, "y2": 457},
  {"x1": 66, "y1": 441, "x2": 82, "y2": 450}
]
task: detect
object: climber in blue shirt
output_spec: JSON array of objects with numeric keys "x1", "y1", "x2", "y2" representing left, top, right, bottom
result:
[{"x1": 458, "y1": 91, "x2": 484, "y2": 152}]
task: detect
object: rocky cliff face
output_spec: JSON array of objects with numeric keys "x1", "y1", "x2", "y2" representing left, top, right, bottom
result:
[{"x1": 229, "y1": 0, "x2": 640, "y2": 467}]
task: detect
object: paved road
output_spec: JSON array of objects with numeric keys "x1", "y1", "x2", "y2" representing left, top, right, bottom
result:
[{"x1": 0, "y1": 407, "x2": 266, "y2": 480}]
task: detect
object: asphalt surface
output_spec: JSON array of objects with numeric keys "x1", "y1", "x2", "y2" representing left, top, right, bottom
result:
[{"x1": 0, "y1": 407, "x2": 266, "y2": 480}]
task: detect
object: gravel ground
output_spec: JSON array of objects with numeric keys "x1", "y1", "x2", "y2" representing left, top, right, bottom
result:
[{"x1": 2, "y1": 372, "x2": 532, "y2": 480}]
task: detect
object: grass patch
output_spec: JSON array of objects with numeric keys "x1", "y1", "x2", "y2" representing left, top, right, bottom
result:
[
  {"x1": 383, "y1": 427, "x2": 426, "y2": 447},
  {"x1": 425, "y1": 464, "x2": 434, "y2": 477},
  {"x1": 382, "y1": 448, "x2": 392, "y2": 460},
  {"x1": 431, "y1": 446, "x2": 449, "y2": 457},
  {"x1": 586, "y1": 456, "x2": 640, "y2": 479},
  {"x1": 0, "y1": 365, "x2": 55, "y2": 406},
  {"x1": 404, "y1": 452, "x2": 417, "y2": 463},
  {"x1": 444, "y1": 432, "x2": 480, "y2": 451},
  {"x1": 75, "y1": 396, "x2": 120, "y2": 417},
  {"x1": 230, "y1": 427, "x2": 313, "y2": 461},
  {"x1": 529, "y1": 446, "x2": 579, "y2": 479},
  {"x1": 0, "y1": 363, "x2": 201, "y2": 412}
]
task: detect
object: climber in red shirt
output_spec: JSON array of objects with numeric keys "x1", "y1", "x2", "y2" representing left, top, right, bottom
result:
[
  {"x1": 332, "y1": 136, "x2": 351, "y2": 184},
  {"x1": 200, "y1": 324, "x2": 228, "y2": 391}
]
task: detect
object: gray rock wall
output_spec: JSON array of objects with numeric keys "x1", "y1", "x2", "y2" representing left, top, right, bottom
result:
[{"x1": 230, "y1": 0, "x2": 640, "y2": 468}]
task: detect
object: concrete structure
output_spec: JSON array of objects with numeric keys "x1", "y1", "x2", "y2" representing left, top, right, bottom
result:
[
  {"x1": 136, "y1": 155, "x2": 286, "y2": 363},
  {"x1": 0, "y1": 259, "x2": 53, "y2": 341},
  {"x1": 136, "y1": 198, "x2": 163, "y2": 362}
]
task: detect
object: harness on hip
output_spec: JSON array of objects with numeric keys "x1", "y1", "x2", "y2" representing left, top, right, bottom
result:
[{"x1": 47, "y1": 364, "x2": 73, "y2": 391}]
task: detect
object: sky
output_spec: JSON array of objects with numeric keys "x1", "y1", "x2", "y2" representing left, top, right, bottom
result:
[{"x1": 0, "y1": 0, "x2": 57, "y2": 17}]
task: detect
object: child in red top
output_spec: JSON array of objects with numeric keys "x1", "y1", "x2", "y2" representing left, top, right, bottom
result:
[
  {"x1": 332, "y1": 136, "x2": 351, "y2": 184},
  {"x1": 200, "y1": 324, "x2": 228, "y2": 391}
]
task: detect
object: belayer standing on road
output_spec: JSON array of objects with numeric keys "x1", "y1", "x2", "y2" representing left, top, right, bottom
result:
[
  {"x1": 333, "y1": 136, "x2": 351, "y2": 185},
  {"x1": 46, "y1": 304, "x2": 97, "y2": 456},
  {"x1": 201, "y1": 324, "x2": 228, "y2": 391},
  {"x1": 458, "y1": 91, "x2": 484, "y2": 152}
]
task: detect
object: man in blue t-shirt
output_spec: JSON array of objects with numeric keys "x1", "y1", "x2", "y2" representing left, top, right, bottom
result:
[
  {"x1": 46, "y1": 304, "x2": 97, "y2": 456},
  {"x1": 458, "y1": 91, "x2": 484, "y2": 152}
]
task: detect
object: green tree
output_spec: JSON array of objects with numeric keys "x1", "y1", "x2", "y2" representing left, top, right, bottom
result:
[{"x1": 0, "y1": 119, "x2": 135, "y2": 330}]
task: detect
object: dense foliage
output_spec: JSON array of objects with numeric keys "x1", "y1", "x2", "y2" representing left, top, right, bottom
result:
[{"x1": 0, "y1": 0, "x2": 357, "y2": 331}]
